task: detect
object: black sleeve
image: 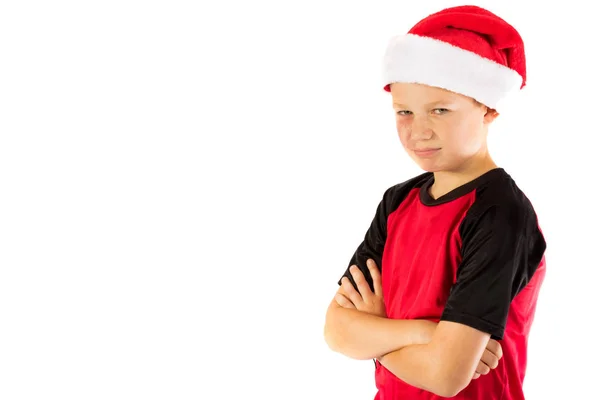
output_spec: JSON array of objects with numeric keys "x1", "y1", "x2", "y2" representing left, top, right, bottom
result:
[
  {"x1": 440, "y1": 203, "x2": 546, "y2": 340},
  {"x1": 337, "y1": 186, "x2": 393, "y2": 293}
]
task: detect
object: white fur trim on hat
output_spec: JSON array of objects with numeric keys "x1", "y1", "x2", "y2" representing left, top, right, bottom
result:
[{"x1": 383, "y1": 33, "x2": 523, "y2": 110}]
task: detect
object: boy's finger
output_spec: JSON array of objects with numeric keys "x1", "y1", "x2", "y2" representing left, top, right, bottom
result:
[
  {"x1": 486, "y1": 339, "x2": 503, "y2": 359},
  {"x1": 335, "y1": 293, "x2": 356, "y2": 309},
  {"x1": 367, "y1": 259, "x2": 383, "y2": 296},
  {"x1": 476, "y1": 360, "x2": 491, "y2": 375},
  {"x1": 350, "y1": 265, "x2": 372, "y2": 299},
  {"x1": 341, "y1": 276, "x2": 363, "y2": 305},
  {"x1": 480, "y1": 349, "x2": 499, "y2": 369}
]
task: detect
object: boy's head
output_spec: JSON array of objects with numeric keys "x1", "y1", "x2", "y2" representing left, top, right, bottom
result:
[
  {"x1": 381, "y1": 5, "x2": 526, "y2": 172},
  {"x1": 391, "y1": 82, "x2": 498, "y2": 172}
]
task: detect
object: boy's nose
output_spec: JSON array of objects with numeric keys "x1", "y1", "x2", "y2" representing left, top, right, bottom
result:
[{"x1": 410, "y1": 117, "x2": 434, "y2": 140}]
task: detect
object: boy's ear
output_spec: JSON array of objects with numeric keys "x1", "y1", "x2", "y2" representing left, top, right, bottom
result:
[{"x1": 483, "y1": 107, "x2": 499, "y2": 124}]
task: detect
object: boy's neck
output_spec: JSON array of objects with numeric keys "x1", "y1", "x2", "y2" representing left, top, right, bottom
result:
[{"x1": 429, "y1": 157, "x2": 498, "y2": 200}]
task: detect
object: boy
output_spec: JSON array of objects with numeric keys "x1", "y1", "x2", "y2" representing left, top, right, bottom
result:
[{"x1": 323, "y1": 5, "x2": 547, "y2": 400}]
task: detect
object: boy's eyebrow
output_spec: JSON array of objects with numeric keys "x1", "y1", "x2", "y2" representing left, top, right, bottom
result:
[{"x1": 393, "y1": 100, "x2": 453, "y2": 108}]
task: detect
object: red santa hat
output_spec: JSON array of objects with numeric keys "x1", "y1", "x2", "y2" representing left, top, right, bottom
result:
[{"x1": 382, "y1": 5, "x2": 526, "y2": 110}]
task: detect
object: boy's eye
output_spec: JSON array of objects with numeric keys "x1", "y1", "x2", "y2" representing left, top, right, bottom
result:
[
  {"x1": 396, "y1": 110, "x2": 412, "y2": 116},
  {"x1": 433, "y1": 108, "x2": 449, "y2": 114}
]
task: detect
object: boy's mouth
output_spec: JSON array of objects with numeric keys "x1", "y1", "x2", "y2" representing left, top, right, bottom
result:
[{"x1": 414, "y1": 148, "x2": 441, "y2": 157}]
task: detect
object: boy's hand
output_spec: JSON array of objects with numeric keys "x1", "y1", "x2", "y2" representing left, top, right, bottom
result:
[
  {"x1": 336, "y1": 259, "x2": 386, "y2": 318},
  {"x1": 472, "y1": 338, "x2": 503, "y2": 380}
]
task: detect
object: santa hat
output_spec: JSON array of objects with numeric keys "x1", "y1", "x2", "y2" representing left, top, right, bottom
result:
[{"x1": 382, "y1": 5, "x2": 526, "y2": 110}]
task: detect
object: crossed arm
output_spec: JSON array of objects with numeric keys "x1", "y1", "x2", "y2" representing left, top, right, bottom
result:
[
  {"x1": 324, "y1": 259, "x2": 502, "y2": 398},
  {"x1": 324, "y1": 285, "x2": 436, "y2": 360}
]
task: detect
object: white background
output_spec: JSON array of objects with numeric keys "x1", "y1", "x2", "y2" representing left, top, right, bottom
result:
[{"x1": 1, "y1": 0, "x2": 598, "y2": 399}]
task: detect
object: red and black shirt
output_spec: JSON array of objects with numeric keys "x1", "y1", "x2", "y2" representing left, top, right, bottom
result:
[{"x1": 338, "y1": 168, "x2": 547, "y2": 400}]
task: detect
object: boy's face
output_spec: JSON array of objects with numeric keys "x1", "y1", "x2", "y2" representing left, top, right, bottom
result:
[{"x1": 390, "y1": 83, "x2": 497, "y2": 173}]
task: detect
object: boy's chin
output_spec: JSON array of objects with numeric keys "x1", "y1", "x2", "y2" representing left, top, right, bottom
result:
[{"x1": 414, "y1": 161, "x2": 443, "y2": 173}]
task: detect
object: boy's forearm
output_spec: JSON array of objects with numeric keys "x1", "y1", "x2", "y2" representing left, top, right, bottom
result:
[
  {"x1": 377, "y1": 344, "x2": 445, "y2": 395},
  {"x1": 378, "y1": 344, "x2": 460, "y2": 398},
  {"x1": 324, "y1": 306, "x2": 430, "y2": 360}
]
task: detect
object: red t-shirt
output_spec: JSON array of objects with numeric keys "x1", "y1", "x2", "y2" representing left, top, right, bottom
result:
[{"x1": 338, "y1": 168, "x2": 547, "y2": 400}]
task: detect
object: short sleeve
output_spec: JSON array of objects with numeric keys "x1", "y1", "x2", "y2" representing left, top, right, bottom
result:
[
  {"x1": 440, "y1": 203, "x2": 546, "y2": 340},
  {"x1": 337, "y1": 187, "x2": 393, "y2": 293}
]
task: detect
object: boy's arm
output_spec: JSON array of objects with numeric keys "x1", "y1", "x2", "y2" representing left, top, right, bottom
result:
[
  {"x1": 325, "y1": 184, "x2": 431, "y2": 360},
  {"x1": 324, "y1": 285, "x2": 436, "y2": 360},
  {"x1": 324, "y1": 179, "x2": 438, "y2": 360},
  {"x1": 377, "y1": 321, "x2": 492, "y2": 397}
]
